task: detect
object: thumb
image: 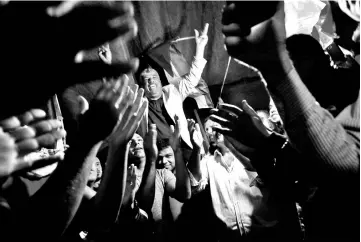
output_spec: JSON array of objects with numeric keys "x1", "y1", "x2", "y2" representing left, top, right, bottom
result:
[
  {"x1": 170, "y1": 125, "x2": 175, "y2": 133},
  {"x1": 77, "y1": 95, "x2": 89, "y2": 115},
  {"x1": 194, "y1": 29, "x2": 199, "y2": 39},
  {"x1": 241, "y1": 100, "x2": 257, "y2": 117},
  {"x1": 195, "y1": 123, "x2": 201, "y2": 133}
]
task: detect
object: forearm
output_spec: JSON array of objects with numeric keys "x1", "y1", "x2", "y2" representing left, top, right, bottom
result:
[
  {"x1": 174, "y1": 149, "x2": 191, "y2": 202},
  {"x1": 187, "y1": 148, "x2": 202, "y2": 181},
  {"x1": 89, "y1": 144, "x2": 128, "y2": 229},
  {"x1": 136, "y1": 158, "x2": 156, "y2": 213},
  {"x1": 178, "y1": 58, "x2": 207, "y2": 99},
  {"x1": 262, "y1": 53, "x2": 360, "y2": 180},
  {"x1": 20, "y1": 139, "x2": 102, "y2": 239}
]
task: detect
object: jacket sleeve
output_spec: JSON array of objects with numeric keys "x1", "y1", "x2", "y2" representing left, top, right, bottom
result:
[
  {"x1": 176, "y1": 57, "x2": 207, "y2": 101},
  {"x1": 268, "y1": 68, "x2": 360, "y2": 182}
]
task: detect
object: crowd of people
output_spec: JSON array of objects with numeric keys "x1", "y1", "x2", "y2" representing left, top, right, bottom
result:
[{"x1": 0, "y1": 1, "x2": 359, "y2": 242}]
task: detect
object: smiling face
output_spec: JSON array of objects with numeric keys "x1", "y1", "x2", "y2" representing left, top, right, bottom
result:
[
  {"x1": 140, "y1": 67, "x2": 163, "y2": 100},
  {"x1": 157, "y1": 146, "x2": 175, "y2": 171}
]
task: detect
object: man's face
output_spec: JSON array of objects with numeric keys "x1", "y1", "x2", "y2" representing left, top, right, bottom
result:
[
  {"x1": 140, "y1": 68, "x2": 163, "y2": 100},
  {"x1": 129, "y1": 133, "x2": 145, "y2": 162},
  {"x1": 157, "y1": 146, "x2": 175, "y2": 171},
  {"x1": 204, "y1": 119, "x2": 224, "y2": 144}
]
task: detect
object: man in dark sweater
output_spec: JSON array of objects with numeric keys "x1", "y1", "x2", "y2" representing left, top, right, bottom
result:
[{"x1": 219, "y1": 1, "x2": 359, "y2": 241}]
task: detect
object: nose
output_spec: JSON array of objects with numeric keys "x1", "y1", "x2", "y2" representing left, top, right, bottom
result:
[{"x1": 162, "y1": 157, "x2": 167, "y2": 164}]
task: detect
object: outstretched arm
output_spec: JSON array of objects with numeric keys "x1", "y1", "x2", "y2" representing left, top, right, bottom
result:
[
  {"x1": 178, "y1": 24, "x2": 209, "y2": 101},
  {"x1": 221, "y1": 2, "x2": 359, "y2": 181},
  {"x1": 16, "y1": 79, "x2": 126, "y2": 240},
  {"x1": 137, "y1": 124, "x2": 157, "y2": 213},
  {"x1": 167, "y1": 116, "x2": 191, "y2": 202}
]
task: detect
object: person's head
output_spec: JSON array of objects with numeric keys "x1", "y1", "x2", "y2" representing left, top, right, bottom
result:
[
  {"x1": 128, "y1": 133, "x2": 146, "y2": 166},
  {"x1": 204, "y1": 117, "x2": 228, "y2": 155},
  {"x1": 139, "y1": 66, "x2": 163, "y2": 100},
  {"x1": 156, "y1": 138, "x2": 175, "y2": 171}
]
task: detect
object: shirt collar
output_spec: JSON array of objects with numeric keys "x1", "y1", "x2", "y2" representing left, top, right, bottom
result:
[{"x1": 214, "y1": 150, "x2": 235, "y2": 173}]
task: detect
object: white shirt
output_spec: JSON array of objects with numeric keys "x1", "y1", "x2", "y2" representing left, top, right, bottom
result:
[{"x1": 190, "y1": 150, "x2": 279, "y2": 236}]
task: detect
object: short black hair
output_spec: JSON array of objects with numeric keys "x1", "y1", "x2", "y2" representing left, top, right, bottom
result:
[
  {"x1": 157, "y1": 138, "x2": 171, "y2": 151},
  {"x1": 134, "y1": 55, "x2": 169, "y2": 87}
]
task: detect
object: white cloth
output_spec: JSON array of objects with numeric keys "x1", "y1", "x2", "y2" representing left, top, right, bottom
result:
[
  {"x1": 285, "y1": 0, "x2": 326, "y2": 37},
  {"x1": 162, "y1": 57, "x2": 207, "y2": 148},
  {"x1": 190, "y1": 150, "x2": 279, "y2": 236}
]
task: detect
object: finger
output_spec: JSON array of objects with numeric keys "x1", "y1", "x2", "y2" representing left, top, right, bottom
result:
[
  {"x1": 115, "y1": 88, "x2": 134, "y2": 132},
  {"x1": 208, "y1": 115, "x2": 232, "y2": 128},
  {"x1": 132, "y1": 84, "x2": 139, "y2": 102},
  {"x1": 131, "y1": 88, "x2": 145, "y2": 115},
  {"x1": 0, "y1": 116, "x2": 21, "y2": 131},
  {"x1": 122, "y1": 99, "x2": 148, "y2": 140},
  {"x1": 52, "y1": 1, "x2": 137, "y2": 49},
  {"x1": 9, "y1": 126, "x2": 36, "y2": 141},
  {"x1": 222, "y1": 23, "x2": 244, "y2": 36},
  {"x1": 212, "y1": 126, "x2": 232, "y2": 136},
  {"x1": 70, "y1": 59, "x2": 139, "y2": 87},
  {"x1": 19, "y1": 109, "x2": 48, "y2": 125},
  {"x1": 77, "y1": 95, "x2": 89, "y2": 114},
  {"x1": 241, "y1": 100, "x2": 258, "y2": 117},
  {"x1": 108, "y1": 15, "x2": 138, "y2": 42},
  {"x1": 170, "y1": 125, "x2": 175, "y2": 133},
  {"x1": 194, "y1": 29, "x2": 199, "y2": 39},
  {"x1": 30, "y1": 119, "x2": 62, "y2": 135},
  {"x1": 118, "y1": 86, "x2": 132, "y2": 111},
  {"x1": 174, "y1": 115, "x2": 181, "y2": 136},
  {"x1": 96, "y1": 82, "x2": 110, "y2": 100},
  {"x1": 46, "y1": 0, "x2": 80, "y2": 17},
  {"x1": 195, "y1": 123, "x2": 201, "y2": 132},
  {"x1": 115, "y1": 74, "x2": 130, "y2": 107},
  {"x1": 12, "y1": 156, "x2": 60, "y2": 176},
  {"x1": 17, "y1": 139, "x2": 39, "y2": 156},
  {"x1": 35, "y1": 129, "x2": 66, "y2": 149},
  {"x1": 104, "y1": 80, "x2": 119, "y2": 100},
  {"x1": 218, "y1": 103, "x2": 243, "y2": 116},
  {"x1": 221, "y1": 3, "x2": 237, "y2": 25},
  {"x1": 202, "y1": 23, "x2": 209, "y2": 36}
]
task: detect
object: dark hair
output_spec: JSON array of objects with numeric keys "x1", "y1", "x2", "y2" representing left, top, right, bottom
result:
[
  {"x1": 134, "y1": 55, "x2": 168, "y2": 87},
  {"x1": 157, "y1": 138, "x2": 171, "y2": 151}
]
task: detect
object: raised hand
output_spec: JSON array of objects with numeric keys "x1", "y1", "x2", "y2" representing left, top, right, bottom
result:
[
  {"x1": 0, "y1": 1, "x2": 139, "y2": 120},
  {"x1": 170, "y1": 115, "x2": 182, "y2": 152},
  {"x1": 195, "y1": 23, "x2": 209, "y2": 49},
  {"x1": 108, "y1": 85, "x2": 148, "y2": 148},
  {"x1": 144, "y1": 124, "x2": 158, "y2": 163},
  {"x1": 187, "y1": 119, "x2": 203, "y2": 150},
  {"x1": 209, "y1": 100, "x2": 271, "y2": 149},
  {"x1": 98, "y1": 43, "x2": 112, "y2": 65},
  {"x1": 222, "y1": 2, "x2": 292, "y2": 78},
  {"x1": 79, "y1": 75, "x2": 130, "y2": 144},
  {"x1": 0, "y1": 109, "x2": 66, "y2": 177}
]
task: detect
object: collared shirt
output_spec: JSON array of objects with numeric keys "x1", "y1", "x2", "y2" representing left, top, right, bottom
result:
[{"x1": 189, "y1": 150, "x2": 279, "y2": 237}]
